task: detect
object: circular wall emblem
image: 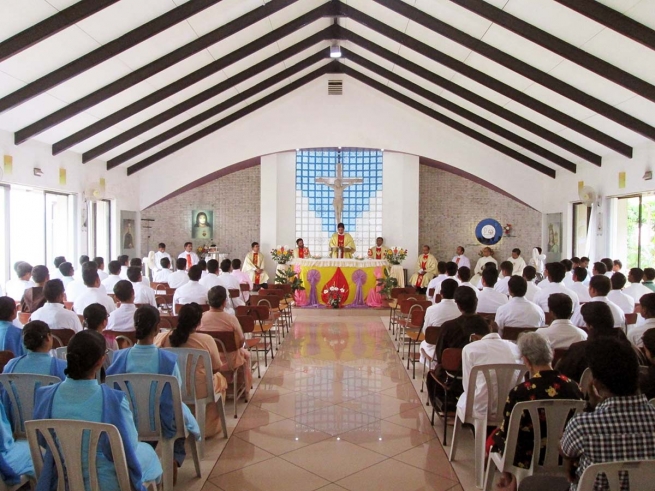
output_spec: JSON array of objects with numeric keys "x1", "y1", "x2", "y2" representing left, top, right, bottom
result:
[{"x1": 475, "y1": 219, "x2": 503, "y2": 245}]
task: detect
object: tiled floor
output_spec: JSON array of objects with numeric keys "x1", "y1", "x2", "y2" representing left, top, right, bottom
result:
[{"x1": 183, "y1": 311, "x2": 473, "y2": 491}]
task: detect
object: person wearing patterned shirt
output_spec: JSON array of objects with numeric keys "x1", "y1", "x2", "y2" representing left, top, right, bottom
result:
[{"x1": 560, "y1": 338, "x2": 655, "y2": 491}]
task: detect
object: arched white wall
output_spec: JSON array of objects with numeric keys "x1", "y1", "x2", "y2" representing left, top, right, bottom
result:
[{"x1": 136, "y1": 74, "x2": 553, "y2": 211}]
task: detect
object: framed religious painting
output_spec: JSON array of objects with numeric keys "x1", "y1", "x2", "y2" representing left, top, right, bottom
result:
[
  {"x1": 120, "y1": 210, "x2": 137, "y2": 256},
  {"x1": 192, "y1": 210, "x2": 213, "y2": 240},
  {"x1": 546, "y1": 213, "x2": 562, "y2": 262}
]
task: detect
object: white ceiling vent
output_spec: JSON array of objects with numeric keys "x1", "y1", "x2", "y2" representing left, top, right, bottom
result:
[{"x1": 328, "y1": 80, "x2": 343, "y2": 95}]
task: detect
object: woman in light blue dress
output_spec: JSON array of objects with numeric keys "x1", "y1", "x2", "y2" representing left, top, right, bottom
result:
[
  {"x1": 106, "y1": 305, "x2": 200, "y2": 468},
  {"x1": 3, "y1": 321, "x2": 66, "y2": 380},
  {"x1": 0, "y1": 297, "x2": 25, "y2": 357},
  {"x1": 33, "y1": 330, "x2": 162, "y2": 491},
  {"x1": 0, "y1": 399, "x2": 33, "y2": 486}
]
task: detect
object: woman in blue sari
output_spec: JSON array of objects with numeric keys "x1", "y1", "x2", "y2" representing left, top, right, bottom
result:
[
  {"x1": 3, "y1": 321, "x2": 66, "y2": 380},
  {"x1": 33, "y1": 330, "x2": 162, "y2": 491},
  {"x1": 106, "y1": 305, "x2": 199, "y2": 469}
]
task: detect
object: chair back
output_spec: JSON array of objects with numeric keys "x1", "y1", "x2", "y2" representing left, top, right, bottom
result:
[
  {"x1": 501, "y1": 399, "x2": 585, "y2": 474},
  {"x1": 465, "y1": 364, "x2": 528, "y2": 425},
  {"x1": 228, "y1": 289, "x2": 241, "y2": 299},
  {"x1": 625, "y1": 313, "x2": 638, "y2": 325},
  {"x1": 0, "y1": 373, "x2": 60, "y2": 437},
  {"x1": 391, "y1": 287, "x2": 415, "y2": 299},
  {"x1": 103, "y1": 329, "x2": 136, "y2": 349},
  {"x1": 256, "y1": 296, "x2": 280, "y2": 310},
  {"x1": 576, "y1": 460, "x2": 655, "y2": 491},
  {"x1": 409, "y1": 309, "x2": 425, "y2": 329},
  {"x1": 105, "y1": 373, "x2": 185, "y2": 442},
  {"x1": 158, "y1": 316, "x2": 179, "y2": 331},
  {"x1": 55, "y1": 347, "x2": 67, "y2": 360},
  {"x1": 424, "y1": 325, "x2": 441, "y2": 346},
  {"x1": 161, "y1": 348, "x2": 213, "y2": 407},
  {"x1": 201, "y1": 331, "x2": 240, "y2": 370},
  {"x1": 270, "y1": 283, "x2": 292, "y2": 296},
  {"x1": 434, "y1": 294, "x2": 442, "y2": 304},
  {"x1": 579, "y1": 367, "x2": 592, "y2": 396},
  {"x1": 0, "y1": 351, "x2": 14, "y2": 373},
  {"x1": 236, "y1": 305, "x2": 270, "y2": 323},
  {"x1": 239, "y1": 283, "x2": 251, "y2": 292},
  {"x1": 440, "y1": 348, "x2": 463, "y2": 372},
  {"x1": 26, "y1": 419, "x2": 134, "y2": 491},
  {"x1": 155, "y1": 293, "x2": 174, "y2": 311},
  {"x1": 501, "y1": 326, "x2": 538, "y2": 341},
  {"x1": 476, "y1": 313, "x2": 496, "y2": 324},
  {"x1": 552, "y1": 348, "x2": 568, "y2": 367},
  {"x1": 428, "y1": 288, "x2": 435, "y2": 299},
  {"x1": 237, "y1": 315, "x2": 255, "y2": 334},
  {"x1": 50, "y1": 329, "x2": 75, "y2": 348},
  {"x1": 174, "y1": 303, "x2": 209, "y2": 314},
  {"x1": 17, "y1": 312, "x2": 31, "y2": 325}
]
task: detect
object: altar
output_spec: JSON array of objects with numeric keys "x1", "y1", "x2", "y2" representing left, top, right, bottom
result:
[{"x1": 291, "y1": 258, "x2": 388, "y2": 307}]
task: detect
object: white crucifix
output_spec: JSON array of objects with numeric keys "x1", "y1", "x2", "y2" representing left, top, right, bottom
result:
[{"x1": 315, "y1": 162, "x2": 363, "y2": 227}]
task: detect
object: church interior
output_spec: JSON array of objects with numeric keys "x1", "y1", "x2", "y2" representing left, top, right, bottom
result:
[{"x1": 1, "y1": 0, "x2": 655, "y2": 490}]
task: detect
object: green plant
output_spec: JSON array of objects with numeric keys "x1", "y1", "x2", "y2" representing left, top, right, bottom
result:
[
  {"x1": 377, "y1": 268, "x2": 398, "y2": 299},
  {"x1": 275, "y1": 267, "x2": 305, "y2": 292}
]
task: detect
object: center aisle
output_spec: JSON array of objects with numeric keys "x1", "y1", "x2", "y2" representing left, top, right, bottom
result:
[{"x1": 201, "y1": 312, "x2": 463, "y2": 491}]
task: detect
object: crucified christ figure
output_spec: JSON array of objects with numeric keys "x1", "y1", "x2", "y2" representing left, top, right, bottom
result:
[{"x1": 315, "y1": 163, "x2": 363, "y2": 226}]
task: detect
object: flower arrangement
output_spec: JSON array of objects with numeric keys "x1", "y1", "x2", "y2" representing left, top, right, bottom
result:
[
  {"x1": 384, "y1": 247, "x2": 407, "y2": 265},
  {"x1": 270, "y1": 246, "x2": 294, "y2": 264},
  {"x1": 196, "y1": 245, "x2": 208, "y2": 255},
  {"x1": 274, "y1": 266, "x2": 305, "y2": 293},
  {"x1": 324, "y1": 286, "x2": 345, "y2": 308},
  {"x1": 503, "y1": 224, "x2": 513, "y2": 236}
]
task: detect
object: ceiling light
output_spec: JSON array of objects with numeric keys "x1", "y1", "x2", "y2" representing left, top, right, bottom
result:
[{"x1": 330, "y1": 44, "x2": 342, "y2": 58}]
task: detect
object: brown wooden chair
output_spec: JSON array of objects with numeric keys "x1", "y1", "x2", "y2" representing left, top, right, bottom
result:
[
  {"x1": 257, "y1": 290, "x2": 289, "y2": 335},
  {"x1": 388, "y1": 287, "x2": 417, "y2": 333},
  {"x1": 501, "y1": 326, "x2": 539, "y2": 341},
  {"x1": 477, "y1": 312, "x2": 496, "y2": 324},
  {"x1": 239, "y1": 283, "x2": 251, "y2": 304},
  {"x1": 237, "y1": 315, "x2": 261, "y2": 379},
  {"x1": 158, "y1": 316, "x2": 179, "y2": 331},
  {"x1": 625, "y1": 313, "x2": 638, "y2": 326},
  {"x1": 235, "y1": 305, "x2": 274, "y2": 366},
  {"x1": 254, "y1": 296, "x2": 285, "y2": 343},
  {"x1": 50, "y1": 329, "x2": 76, "y2": 349},
  {"x1": 428, "y1": 288, "x2": 435, "y2": 299},
  {"x1": 227, "y1": 289, "x2": 241, "y2": 311},
  {"x1": 552, "y1": 348, "x2": 568, "y2": 367},
  {"x1": 421, "y1": 325, "x2": 442, "y2": 397},
  {"x1": 103, "y1": 329, "x2": 136, "y2": 350},
  {"x1": 269, "y1": 284, "x2": 293, "y2": 324},
  {"x1": 434, "y1": 294, "x2": 442, "y2": 304},
  {"x1": 174, "y1": 303, "x2": 210, "y2": 315},
  {"x1": 391, "y1": 293, "x2": 422, "y2": 336},
  {"x1": 430, "y1": 347, "x2": 463, "y2": 444},
  {"x1": 155, "y1": 294, "x2": 174, "y2": 314},
  {"x1": 151, "y1": 282, "x2": 169, "y2": 293},
  {"x1": 398, "y1": 299, "x2": 431, "y2": 350},
  {"x1": 403, "y1": 307, "x2": 429, "y2": 378},
  {"x1": 0, "y1": 351, "x2": 14, "y2": 373},
  {"x1": 18, "y1": 312, "x2": 31, "y2": 325}
]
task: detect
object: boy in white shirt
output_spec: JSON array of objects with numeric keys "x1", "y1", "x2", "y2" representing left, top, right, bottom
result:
[
  {"x1": 30, "y1": 279, "x2": 83, "y2": 332},
  {"x1": 623, "y1": 267, "x2": 653, "y2": 303},
  {"x1": 94, "y1": 256, "x2": 108, "y2": 281},
  {"x1": 101, "y1": 260, "x2": 123, "y2": 292},
  {"x1": 608, "y1": 272, "x2": 636, "y2": 314},
  {"x1": 199, "y1": 259, "x2": 221, "y2": 289},
  {"x1": 168, "y1": 258, "x2": 190, "y2": 289},
  {"x1": 493, "y1": 261, "x2": 513, "y2": 296},
  {"x1": 495, "y1": 276, "x2": 545, "y2": 336},
  {"x1": 107, "y1": 280, "x2": 137, "y2": 332},
  {"x1": 127, "y1": 267, "x2": 156, "y2": 307},
  {"x1": 5, "y1": 261, "x2": 34, "y2": 301},
  {"x1": 522, "y1": 266, "x2": 541, "y2": 303},
  {"x1": 153, "y1": 257, "x2": 173, "y2": 283},
  {"x1": 478, "y1": 268, "x2": 509, "y2": 313},
  {"x1": 569, "y1": 267, "x2": 592, "y2": 303},
  {"x1": 536, "y1": 293, "x2": 587, "y2": 350},
  {"x1": 153, "y1": 243, "x2": 171, "y2": 273}
]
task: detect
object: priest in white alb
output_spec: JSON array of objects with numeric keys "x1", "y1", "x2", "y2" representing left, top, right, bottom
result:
[
  {"x1": 368, "y1": 237, "x2": 389, "y2": 259},
  {"x1": 294, "y1": 238, "x2": 310, "y2": 259},
  {"x1": 329, "y1": 223, "x2": 356, "y2": 259},
  {"x1": 472, "y1": 247, "x2": 497, "y2": 287},
  {"x1": 508, "y1": 248, "x2": 527, "y2": 276},
  {"x1": 243, "y1": 241, "x2": 269, "y2": 289},
  {"x1": 409, "y1": 245, "x2": 438, "y2": 293}
]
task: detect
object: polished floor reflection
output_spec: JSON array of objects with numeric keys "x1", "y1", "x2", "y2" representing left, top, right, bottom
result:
[{"x1": 201, "y1": 314, "x2": 462, "y2": 491}]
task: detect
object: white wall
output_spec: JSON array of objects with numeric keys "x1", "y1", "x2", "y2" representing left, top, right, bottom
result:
[{"x1": 136, "y1": 74, "x2": 552, "y2": 211}]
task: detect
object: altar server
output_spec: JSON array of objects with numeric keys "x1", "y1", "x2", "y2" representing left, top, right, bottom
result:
[
  {"x1": 243, "y1": 242, "x2": 269, "y2": 289},
  {"x1": 508, "y1": 248, "x2": 527, "y2": 276},
  {"x1": 409, "y1": 245, "x2": 438, "y2": 293},
  {"x1": 154, "y1": 243, "x2": 172, "y2": 273},
  {"x1": 329, "y1": 223, "x2": 356, "y2": 259}
]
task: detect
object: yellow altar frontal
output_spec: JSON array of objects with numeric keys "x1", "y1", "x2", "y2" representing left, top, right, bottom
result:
[{"x1": 291, "y1": 258, "x2": 388, "y2": 307}]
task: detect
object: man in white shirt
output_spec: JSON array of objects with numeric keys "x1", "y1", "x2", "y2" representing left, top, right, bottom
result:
[
  {"x1": 536, "y1": 293, "x2": 587, "y2": 350},
  {"x1": 101, "y1": 260, "x2": 123, "y2": 292},
  {"x1": 50, "y1": 256, "x2": 66, "y2": 281},
  {"x1": 178, "y1": 242, "x2": 199, "y2": 271},
  {"x1": 493, "y1": 262, "x2": 513, "y2": 297},
  {"x1": 570, "y1": 275, "x2": 624, "y2": 328},
  {"x1": 30, "y1": 279, "x2": 83, "y2": 332},
  {"x1": 153, "y1": 257, "x2": 173, "y2": 283},
  {"x1": 478, "y1": 268, "x2": 509, "y2": 314},
  {"x1": 6, "y1": 261, "x2": 34, "y2": 301},
  {"x1": 154, "y1": 243, "x2": 172, "y2": 273},
  {"x1": 458, "y1": 329, "x2": 522, "y2": 421},
  {"x1": 561, "y1": 259, "x2": 575, "y2": 289},
  {"x1": 533, "y1": 262, "x2": 580, "y2": 313},
  {"x1": 127, "y1": 267, "x2": 156, "y2": 307},
  {"x1": 214, "y1": 259, "x2": 245, "y2": 311},
  {"x1": 428, "y1": 262, "x2": 458, "y2": 302},
  {"x1": 570, "y1": 267, "x2": 592, "y2": 303},
  {"x1": 495, "y1": 276, "x2": 545, "y2": 336},
  {"x1": 623, "y1": 268, "x2": 653, "y2": 303},
  {"x1": 452, "y1": 246, "x2": 471, "y2": 270},
  {"x1": 94, "y1": 257, "x2": 108, "y2": 281},
  {"x1": 172, "y1": 265, "x2": 208, "y2": 312},
  {"x1": 66, "y1": 262, "x2": 107, "y2": 303},
  {"x1": 107, "y1": 280, "x2": 137, "y2": 332},
  {"x1": 73, "y1": 269, "x2": 116, "y2": 315},
  {"x1": 600, "y1": 258, "x2": 614, "y2": 277},
  {"x1": 592, "y1": 261, "x2": 608, "y2": 278},
  {"x1": 608, "y1": 272, "x2": 636, "y2": 314},
  {"x1": 508, "y1": 248, "x2": 526, "y2": 276},
  {"x1": 168, "y1": 258, "x2": 190, "y2": 289},
  {"x1": 58, "y1": 262, "x2": 75, "y2": 287},
  {"x1": 419, "y1": 278, "x2": 460, "y2": 367},
  {"x1": 129, "y1": 258, "x2": 150, "y2": 287},
  {"x1": 118, "y1": 255, "x2": 130, "y2": 279},
  {"x1": 522, "y1": 266, "x2": 541, "y2": 302},
  {"x1": 73, "y1": 255, "x2": 89, "y2": 282},
  {"x1": 627, "y1": 293, "x2": 655, "y2": 347},
  {"x1": 457, "y1": 267, "x2": 478, "y2": 295},
  {"x1": 199, "y1": 259, "x2": 221, "y2": 290}
]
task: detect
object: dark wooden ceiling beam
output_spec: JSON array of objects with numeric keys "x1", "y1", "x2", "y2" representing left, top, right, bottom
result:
[
  {"x1": 14, "y1": 0, "x2": 303, "y2": 144},
  {"x1": 449, "y1": 0, "x2": 655, "y2": 103},
  {"x1": 80, "y1": 28, "x2": 331, "y2": 162},
  {"x1": 553, "y1": 0, "x2": 655, "y2": 52},
  {"x1": 342, "y1": 48, "x2": 575, "y2": 172},
  {"x1": 341, "y1": 4, "x2": 631, "y2": 158},
  {"x1": 341, "y1": 65, "x2": 555, "y2": 177},
  {"x1": 0, "y1": 0, "x2": 120, "y2": 63},
  {"x1": 340, "y1": 27, "x2": 599, "y2": 166},
  {"x1": 126, "y1": 61, "x2": 336, "y2": 175},
  {"x1": 110, "y1": 50, "x2": 329, "y2": 169},
  {"x1": 0, "y1": 0, "x2": 225, "y2": 115},
  {"x1": 370, "y1": 0, "x2": 654, "y2": 148}
]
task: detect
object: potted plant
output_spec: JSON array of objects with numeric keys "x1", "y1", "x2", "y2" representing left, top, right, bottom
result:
[{"x1": 377, "y1": 268, "x2": 399, "y2": 300}]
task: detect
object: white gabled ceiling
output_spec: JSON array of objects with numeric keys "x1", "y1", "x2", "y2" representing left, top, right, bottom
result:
[{"x1": 0, "y1": 0, "x2": 654, "y2": 178}]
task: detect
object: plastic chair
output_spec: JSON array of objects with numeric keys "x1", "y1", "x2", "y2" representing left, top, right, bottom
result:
[
  {"x1": 105, "y1": 373, "x2": 201, "y2": 491},
  {"x1": 26, "y1": 419, "x2": 158, "y2": 491},
  {"x1": 576, "y1": 460, "x2": 655, "y2": 491},
  {"x1": 483, "y1": 399, "x2": 585, "y2": 491},
  {"x1": 449, "y1": 363, "x2": 529, "y2": 489},
  {"x1": 429, "y1": 348, "x2": 463, "y2": 444},
  {"x1": 49, "y1": 329, "x2": 75, "y2": 349},
  {"x1": 0, "y1": 373, "x2": 60, "y2": 438},
  {"x1": 580, "y1": 367, "x2": 592, "y2": 396},
  {"x1": 161, "y1": 347, "x2": 228, "y2": 450}
]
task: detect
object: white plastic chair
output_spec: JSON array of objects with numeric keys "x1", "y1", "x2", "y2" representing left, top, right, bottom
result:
[
  {"x1": 25, "y1": 419, "x2": 158, "y2": 491},
  {"x1": 483, "y1": 399, "x2": 585, "y2": 490},
  {"x1": 54, "y1": 347, "x2": 67, "y2": 360},
  {"x1": 0, "y1": 373, "x2": 60, "y2": 438},
  {"x1": 105, "y1": 374, "x2": 200, "y2": 491},
  {"x1": 577, "y1": 460, "x2": 655, "y2": 491},
  {"x1": 449, "y1": 363, "x2": 528, "y2": 489},
  {"x1": 580, "y1": 367, "x2": 592, "y2": 396},
  {"x1": 162, "y1": 348, "x2": 228, "y2": 451}
]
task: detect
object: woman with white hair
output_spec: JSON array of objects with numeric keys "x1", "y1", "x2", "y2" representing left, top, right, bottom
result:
[{"x1": 488, "y1": 333, "x2": 582, "y2": 489}]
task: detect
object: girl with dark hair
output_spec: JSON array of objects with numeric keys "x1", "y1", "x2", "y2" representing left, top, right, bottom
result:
[
  {"x1": 106, "y1": 305, "x2": 200, "y2": 468},
  {"x1": 32, "y1": 330, "x2": 162, "y2": 490},
  {"x1": 640, "y1": 328, "x2": 655, "y2": 400},
  {"x1": 0, "y1": 296, "x2": 25, "y2": 357},
  {"x1": 83, "y1": 303, "x2": 117, "y2": 351},
  {"x1": 3, "y1": 321, "x2": 66, "y2": 380},
  {"x1": 155, "y1": 303, "x2": 227, "y2": 438}
]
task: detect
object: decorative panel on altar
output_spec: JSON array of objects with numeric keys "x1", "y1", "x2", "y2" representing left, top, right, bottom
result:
[{"x1": 295, "y1": 148, "x2": 383, "y2": 258}]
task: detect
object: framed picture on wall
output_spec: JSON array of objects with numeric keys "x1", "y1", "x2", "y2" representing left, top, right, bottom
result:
[
  {"x1": 192, "y1": 210, "x2": 213, "y2": 240},
  {"x1": 120, "y1": 210, "x2": 137, "y2": 257},
  {"x1": 546, "y1": 213, "x2": 562, "y2": 262}
]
